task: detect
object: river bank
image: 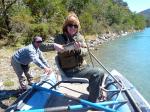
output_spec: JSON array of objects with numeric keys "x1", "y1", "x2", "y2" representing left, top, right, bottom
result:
[
  {"x1": 0, "y1": 49, "x2": 56, "y2": 112},
  {"x1": 86, "y1": 30, "x2": 138, "y2": 49}
]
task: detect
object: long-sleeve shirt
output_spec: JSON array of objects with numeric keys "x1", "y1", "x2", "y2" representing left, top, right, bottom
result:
[
  {"x1": 40, "y1": 33, "x2": 87, "y2": 56},
  {"x1": 13, "y1": 44, "x2": 49, "y2": 69}
]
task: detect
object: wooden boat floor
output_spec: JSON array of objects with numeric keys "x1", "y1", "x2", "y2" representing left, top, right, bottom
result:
[{"x1": 46, "y1": 83, "x2": 101, "y2": 112}]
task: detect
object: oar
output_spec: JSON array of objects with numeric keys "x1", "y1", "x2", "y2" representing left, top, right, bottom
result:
[
  {"x1": 32, "y1": 84, "x2": 118, "y2": 112},
  {"x1": 17, "y1": 100, "x2": 126, "y2": 112}
]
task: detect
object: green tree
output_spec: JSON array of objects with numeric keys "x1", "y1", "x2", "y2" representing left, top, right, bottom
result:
[
  {"x1": 65, "y1": 0, "x2": 90, "y2": 15},
  {"x1": 0, "y1": 0, "x2": 147, "y2": 47},
  {"x1": 132, "y1": 13, "x2": 146, "y2": 30},
  {"x1": 0, "y1": 0, "x2": 17, "y2": 32}
]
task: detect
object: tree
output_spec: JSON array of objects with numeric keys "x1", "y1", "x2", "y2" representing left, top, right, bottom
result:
[
  {"x1": 65, "y1": 0, "x2": 90, "y2": 15},
  {"x1": 132, "y1": 13, "x2": 146, "y2": 30},
  {"x1": 0, "y1": 0, "x2": 147, "y2": 47},
  {"x1": 0, "y1": 0, "x2": 17, "y2": 31}
]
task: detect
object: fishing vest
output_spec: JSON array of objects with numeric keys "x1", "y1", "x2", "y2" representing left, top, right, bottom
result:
[
  {"x1": 55, "y1": 33, "x2": 86, "y2": 69},
  {"x1": 58, "y1": 50, "x2": 84, "y2": 69}
]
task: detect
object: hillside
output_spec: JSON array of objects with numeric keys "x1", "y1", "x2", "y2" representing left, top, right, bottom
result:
[
  {"x1": 139, "y1": 8, "x2": 150, "y2": 27},
  {"x1": 139, "y1": 8, "x2": 150, "y2": 19},
  {"x1": 0, "y1": 0, "x2": 146, "y2": 48}
]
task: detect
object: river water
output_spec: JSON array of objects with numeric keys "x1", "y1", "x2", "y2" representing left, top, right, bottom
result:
[{"x1": 91, "y1": 27, "x2": 150, "y2": 103}]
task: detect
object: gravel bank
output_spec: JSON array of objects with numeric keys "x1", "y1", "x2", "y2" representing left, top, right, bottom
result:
[{"x1": 0, "y1": 47, "x2": 57, "y2": 112}]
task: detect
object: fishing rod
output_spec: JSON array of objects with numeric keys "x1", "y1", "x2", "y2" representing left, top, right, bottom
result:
[
  {"x1": 82, "y1": 33, "x2": 143, "y2": 110},
  {"x1": 82, "y1": 34, "x2": 131, "y2": 111},
  {"x1": 88, "y1": 52, "x2": 123, "y2": 87},
  {"x1": 83, "y1": 34, "x2": 140, "y2": 110},
  {"x1": 82, "y1": 33, "x2": 123, "y2": 87},
  {"x1": 87, "y1": 47, "x2": 142, "y2": 112},
  {"x1": 83, "y1": 33, "x2": 94, "y2": 67}
]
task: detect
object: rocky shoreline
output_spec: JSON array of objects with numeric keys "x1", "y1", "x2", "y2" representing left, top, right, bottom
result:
[{"x1": 86, "y1": 30, "x2": 136, "y2": 49}]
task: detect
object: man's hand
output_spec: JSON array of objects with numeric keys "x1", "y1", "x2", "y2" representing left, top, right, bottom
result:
[{"x1": 44, "y1": 67, "x2": 52, "y2": 75}]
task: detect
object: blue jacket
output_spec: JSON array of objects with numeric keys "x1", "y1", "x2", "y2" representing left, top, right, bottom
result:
[{"x1": 13, "y1": 44, "x2": 49, "y2": 69}]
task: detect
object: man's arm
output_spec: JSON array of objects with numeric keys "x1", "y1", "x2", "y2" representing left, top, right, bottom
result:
[
  {"x1": 39, "y1": 51, "x2": 50, "y2": 68},
  {"x1": 40, "y1": 43, "x2": 55, "y2": 52},
  {"x1": 30, "y1": 53, "x2": 47, "y2": 69}
]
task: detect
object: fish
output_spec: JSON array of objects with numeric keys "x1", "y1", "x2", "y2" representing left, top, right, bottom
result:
[
  {"x1": 63, "y1": 42, "x2": 76, "y2": 52},
  {"x1": 63, "y1": 42, "x2": 87, "y2": 52}
]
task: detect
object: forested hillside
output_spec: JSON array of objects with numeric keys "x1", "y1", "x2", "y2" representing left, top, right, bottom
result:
[
  {"x1": 0, "y1": 0, "x2": 146, "y2": 47},
  {"x1": 139, "y1": 9, "x2": 150, "y2": 27}
]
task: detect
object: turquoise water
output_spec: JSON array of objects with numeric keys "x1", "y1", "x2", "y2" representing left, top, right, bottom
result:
[{"x1": 92, "y1": 28, "x2": 150, "y2": 103}]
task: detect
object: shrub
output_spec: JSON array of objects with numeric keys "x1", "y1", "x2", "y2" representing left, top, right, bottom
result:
[
  {"x1": 28, "y1": 23, "x2": 49, "y2": 40},
  {"x1": 4, "y1": 80, "x2": 14, "y2": 87}
]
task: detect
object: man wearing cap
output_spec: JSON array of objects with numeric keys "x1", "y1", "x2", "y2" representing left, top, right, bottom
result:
[{"x1": 11, "y1": 36, "x2": 52, "y2": 90}]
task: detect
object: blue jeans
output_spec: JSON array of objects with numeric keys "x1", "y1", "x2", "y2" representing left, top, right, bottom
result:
[{"x1": 64, "y1": 65, "x2": 104, "y2": 102}]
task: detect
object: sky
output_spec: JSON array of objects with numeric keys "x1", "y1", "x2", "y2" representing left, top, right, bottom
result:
[{"x1": 123, "y1": 0, "x2": 150, "y2": 12}]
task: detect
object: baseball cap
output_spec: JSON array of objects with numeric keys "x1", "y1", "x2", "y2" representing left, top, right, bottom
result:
[{"x1": 33, "y1": 36, "x2": 43, "y2": 42}]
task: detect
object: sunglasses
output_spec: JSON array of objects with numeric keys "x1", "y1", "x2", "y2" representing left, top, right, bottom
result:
[
  {"x1": 35, "y1": 41, "x2": 42, "y2": 43},
  {"x1": 68, "y1": 24, "x2": 78, "y2": 28}
]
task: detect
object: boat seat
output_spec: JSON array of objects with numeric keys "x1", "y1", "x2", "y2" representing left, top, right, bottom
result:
[{"x1": 55, "y1": 56, "x2": 89, "y2": 83}]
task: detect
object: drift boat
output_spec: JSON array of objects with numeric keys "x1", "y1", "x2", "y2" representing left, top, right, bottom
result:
[
  {"x1": 6, "y1": 53, "x2": 150, "y2": 112},
  {"x1": 6, "y1": 71, "x2": 150, "y2": 112}
]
